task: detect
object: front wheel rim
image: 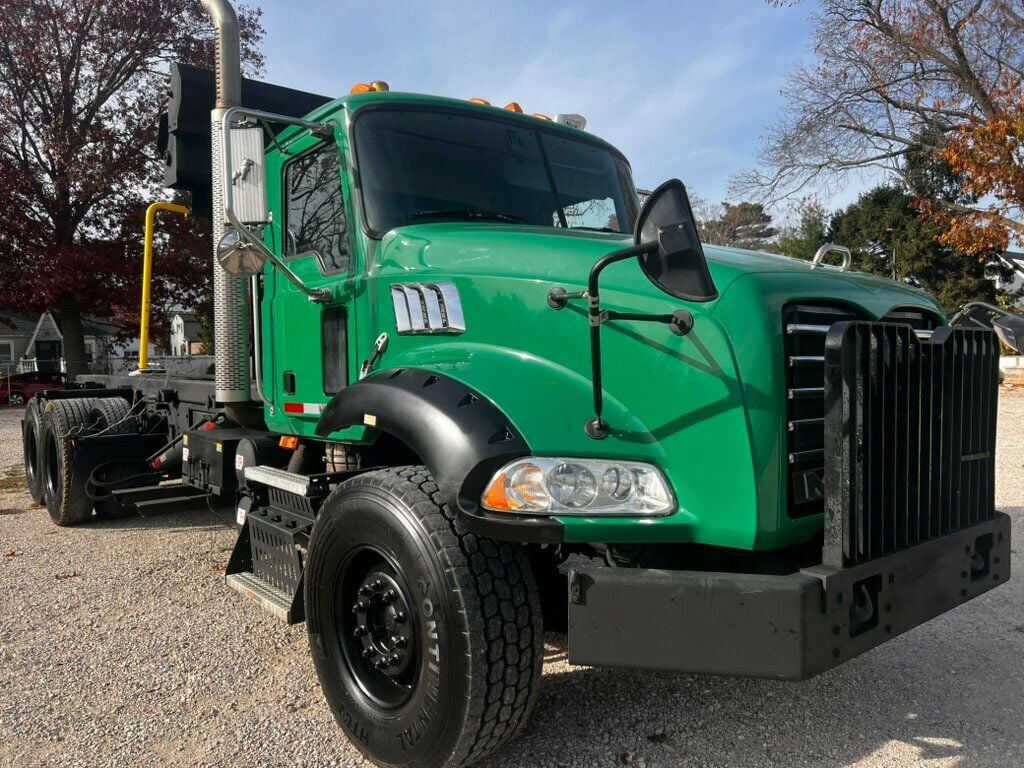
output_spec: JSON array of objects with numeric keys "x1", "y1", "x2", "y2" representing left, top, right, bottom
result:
[{"x1": 336, "y1": 545, "x2": 421, "y2": 709}]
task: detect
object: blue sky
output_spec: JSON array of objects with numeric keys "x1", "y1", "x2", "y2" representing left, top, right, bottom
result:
[{"x1": 257, "y1": 0, "x2": 832, "y2": 214}]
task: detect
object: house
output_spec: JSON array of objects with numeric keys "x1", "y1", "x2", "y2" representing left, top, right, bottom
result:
[
  {"x1": 169, "y1": 312, "x2": 204, "y2": 356},
  {"x1": 0, "y1": 309, "x2": 153, "y2": 375}
]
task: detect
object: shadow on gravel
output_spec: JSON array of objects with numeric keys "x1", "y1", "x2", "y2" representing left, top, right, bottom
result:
[{"x1": 87, "y1": 504, "x2": 238, "y2": 533}]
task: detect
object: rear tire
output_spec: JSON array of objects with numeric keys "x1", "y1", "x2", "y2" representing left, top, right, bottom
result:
[
  {"x1": 88, "y1": 397, "x2": 137, "y2": 435},
  {"x1": 40, "y1": 398, "x2": 100, "y2": 526},
  {"x1": 22, "y1": 398, "x2": 45, "y2": 505},
  {"x1": 305, "y1": 466, "x2": 543, "y2": 768}
]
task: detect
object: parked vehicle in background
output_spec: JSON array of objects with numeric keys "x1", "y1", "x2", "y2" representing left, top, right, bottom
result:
[{"x1": 2, "y1": 371, "x2": 64, "y2": 406}]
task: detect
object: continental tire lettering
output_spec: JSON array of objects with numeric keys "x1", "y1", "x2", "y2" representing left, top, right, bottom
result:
[{"x1": 399, "y1": 617, "x2": 442, "y2": 751}]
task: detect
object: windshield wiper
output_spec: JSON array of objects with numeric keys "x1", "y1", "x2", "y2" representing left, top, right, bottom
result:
[
  {"x1": 409, "y1": 208, "x2": 524, "y2": 224},
  {"x1": 570, "y1": 225, "x2": 620, "y2": 233}
]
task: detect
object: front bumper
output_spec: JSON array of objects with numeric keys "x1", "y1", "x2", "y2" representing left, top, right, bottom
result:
[{"x1": 566, "y1": 513, "x2": 1010, "y2": 680}]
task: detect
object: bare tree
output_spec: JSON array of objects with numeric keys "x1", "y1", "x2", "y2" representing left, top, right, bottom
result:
[{"x1": 734, "y1": 0, "x2": 1024, "y2": 229}]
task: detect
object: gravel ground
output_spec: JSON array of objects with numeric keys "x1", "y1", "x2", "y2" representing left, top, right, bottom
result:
[{"x1": 1, "y1": 392, "x2": 1023, "y2": 768}]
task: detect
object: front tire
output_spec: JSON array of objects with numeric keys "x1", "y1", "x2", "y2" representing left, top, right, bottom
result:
[{"x1": 305, "y1": 467, "x2": 542, "y2": 768}]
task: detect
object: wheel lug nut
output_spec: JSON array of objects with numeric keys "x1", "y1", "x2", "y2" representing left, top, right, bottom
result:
[
  {"x1": 392, "y1": 635, "x2": 407, "y2": 649},
  {"x1": 374, "y1": 657, "x2": 388, "y2": 670},
  {"x1": 358, "y1": 585, "x2": 372, "y2": 597},
  {"x1": 384, "y1": 589, "x2": 397, "y2": 603},
  {"x1": 388, "y1": 653, "x2": 401, "y2": 667},
  {"x1": 395, "y1": 611, "x2": 406, "y2": 623},
  {"x1": 361, "y1": 648, "x2": 372, "y2": 659},
  {"x1": 372, "y1": 579, "x2": 384, "y2": 592},
  {"x1": 353, "y1": 625, "x2": 368, "y2": 638},
  {"x1": 352, "y1": 601, "x2": 366, "y2": 613}
]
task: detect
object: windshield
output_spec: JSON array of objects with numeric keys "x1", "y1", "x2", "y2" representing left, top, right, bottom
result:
[{"x1": 352, "y1": 107, "x2": 639, "y2": 236}]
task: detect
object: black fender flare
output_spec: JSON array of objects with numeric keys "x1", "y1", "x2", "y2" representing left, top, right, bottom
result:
[{"x1": 315, "y1": 368, "x2": 562, "y2": 543}]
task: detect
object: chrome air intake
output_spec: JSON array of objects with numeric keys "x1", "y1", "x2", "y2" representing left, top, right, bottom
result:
[{"x1": 202, "y1": 0, "x2": 251, "y2": 403}]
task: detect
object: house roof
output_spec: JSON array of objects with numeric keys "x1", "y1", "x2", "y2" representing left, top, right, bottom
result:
[
  {"x1": 0, "y1": 309, "x2": 122, "y2": 339},
  {"x1": 0, "y1": 310, "x2": 44, "y2": 337}
]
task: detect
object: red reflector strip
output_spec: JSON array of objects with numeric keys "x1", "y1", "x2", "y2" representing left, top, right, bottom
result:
[{"x1": 283, "y1": 402, "x2": 323, "y2": 415}]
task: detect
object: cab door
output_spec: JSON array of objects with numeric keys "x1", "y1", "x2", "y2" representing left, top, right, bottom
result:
[{"x1": 261, "y1": 135, "x2": 359, "y2": 437}]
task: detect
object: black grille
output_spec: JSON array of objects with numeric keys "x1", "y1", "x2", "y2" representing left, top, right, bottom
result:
[
  {"x1": 783, "y1": 304, "x2": 943, "y2": 519},
  {"x1": 783, "y1": 303, "x2": 865, "y2": 517},
  {"x1": 822, "y1": 322, "x2": 999, "y2": 568}
]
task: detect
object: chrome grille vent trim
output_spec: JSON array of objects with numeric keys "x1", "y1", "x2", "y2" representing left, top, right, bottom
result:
[{"x1": 390, "y1": 282, "x2": 466, "y2": 335}]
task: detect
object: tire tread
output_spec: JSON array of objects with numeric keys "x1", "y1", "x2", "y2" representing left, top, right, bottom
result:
[{"x1": 326, "y1": 466, "x2": 543, "y2": 767}]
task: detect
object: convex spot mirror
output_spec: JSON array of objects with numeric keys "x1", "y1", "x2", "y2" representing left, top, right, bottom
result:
[
  {"x1": 217, "y1": 229, "x2": 267, "y2": 278},
  {"x1": 993, "y1": 313, "x2": 1024, "y2": 355},
  {"x1": 635, "y1": 178, "x2": 718, "y2": 302}
]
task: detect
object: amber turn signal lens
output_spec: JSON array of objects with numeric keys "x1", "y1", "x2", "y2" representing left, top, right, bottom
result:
[
  {"x1": 350, "y1": 81, "x2": 390, "y2": 94},
  {"x1": 279, "y1": 435, "x2": 300, "y2": 450}
]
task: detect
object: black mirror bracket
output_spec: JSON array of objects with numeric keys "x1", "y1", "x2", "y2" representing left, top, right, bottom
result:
[{"x1": 547, "y1": 286, "x2": 587, "y2": 310}]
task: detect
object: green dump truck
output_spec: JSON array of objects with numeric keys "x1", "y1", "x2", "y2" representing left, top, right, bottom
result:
[{"x1": 20, "y1": 1, "x2": 1024, "y2": 766}]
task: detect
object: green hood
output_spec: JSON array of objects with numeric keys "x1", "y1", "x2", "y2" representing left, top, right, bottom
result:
[
  {"x1": 368, "y1": 223, "x2": 945, "y2": 550},
  {"x1": 376, "y1": 223, "x2": 943, "y2": 318}
]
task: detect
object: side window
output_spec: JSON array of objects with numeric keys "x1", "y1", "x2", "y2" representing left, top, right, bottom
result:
[{"x1": 284, "y1": 144, "x2": 349, "y2": 275}]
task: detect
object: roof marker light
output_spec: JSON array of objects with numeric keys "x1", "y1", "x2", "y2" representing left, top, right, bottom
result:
[
  {"x1": 532, "y1": 113, "x2": 552, "y2": 121},
  {"x1": 555, "y1": 113, "x2": 587, "y2": 130},
  {"x1": 469, "y1": 97, "x2": 491, "y2": 105},
  {"x1": 350, "y1": 81, "x2": 390, "y2": 94},
  {"x1": 504, "y1": 101, "x2": 524, "y2": 113}
]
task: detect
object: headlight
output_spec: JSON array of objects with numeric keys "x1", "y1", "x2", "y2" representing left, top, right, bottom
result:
[{"x1": 480, "y1": 458, "x2": 674, "y2": 516}]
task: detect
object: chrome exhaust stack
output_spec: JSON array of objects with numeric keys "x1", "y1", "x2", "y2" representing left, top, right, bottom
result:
[{"x1": 202, "y1": 0, "x2": 251, "y2": 404}]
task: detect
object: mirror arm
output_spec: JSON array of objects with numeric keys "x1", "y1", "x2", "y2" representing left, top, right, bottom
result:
[
  {"x1": 948, "y1": 301, "x2": 1012, "y2": 325},
  {"x1": 584, "y1": 242, "x2": 657, "y2": 440},
  {"x1": 225, "y1": 208, "x2": 333, "y2": 302},
  {"x1": 601, "y1": 309, "x2": 694, "y2": 336}
]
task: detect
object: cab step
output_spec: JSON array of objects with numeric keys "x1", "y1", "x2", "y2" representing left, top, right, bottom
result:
[
  {"x1": 226, "y1": 465, "x2": 347, "y2": 623},
  {"x1": 225, "y1": 571, "x2": 293, "y2": 622},
  {"x1": 111, "y1": 483, "x2": 210, "y2": 515}
]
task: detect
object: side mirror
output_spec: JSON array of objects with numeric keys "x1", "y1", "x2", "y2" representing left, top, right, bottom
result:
[
  {"x1": 634, "y1": 179, "x2": 717, "y2": 302},
  {"x1": 993, "y1": 313, "x2": 1024, "y2": 354},
  {"x1": 217, "y1": 229, "x2": 267, "y2": 277}
]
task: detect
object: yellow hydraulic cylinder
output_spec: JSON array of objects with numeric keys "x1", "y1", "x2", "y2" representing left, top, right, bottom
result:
[{"x1": 138, "y1": 201, "x2": 190, "y2": 371}]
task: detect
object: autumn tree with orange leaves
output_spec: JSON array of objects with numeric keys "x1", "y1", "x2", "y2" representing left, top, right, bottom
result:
[
  {"x1": 742, "y1": 0, "x2": 1024, "y2": 291},
  {"x1": 935, "y1": 97, "x2": 1024, "y2": 256}
]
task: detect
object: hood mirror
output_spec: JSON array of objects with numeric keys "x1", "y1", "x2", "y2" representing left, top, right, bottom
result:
[
  {"x1": 545, "y1": 177, "x2": 718, "y2": 439},
  {"x1": 635, "y1": 179, "x2": 717, "y2": 302},
  {"x1": 217, "y1": 229, "x2": 267, "y2": 277},
  {"x1": 993, "y1": 313, "x2": 1024, "y2": 354}
]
